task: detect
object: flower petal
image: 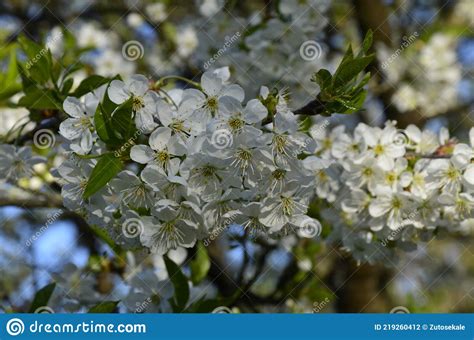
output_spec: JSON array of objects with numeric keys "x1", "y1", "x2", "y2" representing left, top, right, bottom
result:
[
  {"x1": 244, "y1": 99, "x2": 267, "y2": 123},
  {"x1": 108, "y1": 80, "x2": 130, "y2": 104},
  {"x1": 149, "y1": 127, "x2": 172, "y2": 150},
  {"x1": 63, "y1": 97, "x2": 84, "y2": 118},
  {"x1": 130, "y1": 145, "x2": 155, "y2": 164},
  {"x1": 221, "y1": 84, "x2": 245, "y2": 102},
  {"x1": 201, "y1": 71, "x2": 222, "y2": 97},
  {"x1": 59, "y1": 119, "x2": 83, "y2": 140},
  {"x1": 126, "y1": 74, "x2": 150, "y2": 96},
  {"x1": 464, "y1": 164, "x2": 474, "y2": 185}
]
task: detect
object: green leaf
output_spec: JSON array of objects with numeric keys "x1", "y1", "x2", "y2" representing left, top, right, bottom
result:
[
  {"x1": 349, "y1": 89, "x2": 368, "y2": 112},
  {"x1": 333, "y1": 54, "x2": 374, "y2": 89},
  {"x1": 190, "y1": 243, "x2": 210, "y2": 285},
  {"x1": 61, "y1": 78, "x2": 74, "y2": 94},
  {"x1": 94, "y1": 85, "x2": 116, "y2": 144},
  {"x1": 306, "y1": 30, "x2": 374, "y2": 117},
  {"x1": 63, "y1": 63, "x2": 85, "y2": 79},
  {"x1": 16, "y1": 62, "x2": 37, "y2": 93},
  {"x1": 351, "y1": 72, "x2": 371, "y2": 92},
  {"x1": 29, "y1": 283, "x2": 56, "y2": 313},
  {"x1": 18, "y1": 36, "x2": 51, "y2": 83},
  {"x1": 18, "y1": 88, "x2": 62, "y2": 110},
  {"x1": 335, "y1": 98, "x2": 359, "y2": 112},
  {"x1": 83, "y1": 154, "x2": 123, "y2": 199},
  {"x1": 62, "y1": 29, "x2": 77, "y2": 51},
  {"x1": 2, "y1": 47, "x2": 19, "y2": 85},
  {"x1": 359, "y1": 29, "x2": 373, "y2": 56},
  {"x1": 0, "y1": 47, "x2": 21, "y2": 102},
  {"x1": 339, "y1": 45, "x2": 354, "y2": 66},
  {"x1": 94, "y1": 105, "x2": 113, "y2": 143},
  {"x1": 88, "y1": 301, "x2": 119, "y2": 313},
  {"x1": 93, "y1": 82, "x2": 135, "y2": 147},
  {"x1": 72, "y1": 75, "x2": 110, "y2": 97},
  {"x1": 110, "y1": 98, "x2": 136, "y2": 141},
  {"x1": 164, "y1": 255, "x2": 190, "y2": 312},
  {"x1": 47, "y1": 50, "x2": 59, "y2": 84},
  {"x1": 312, "y1": 69, "x2": 332, "y2": 90}
]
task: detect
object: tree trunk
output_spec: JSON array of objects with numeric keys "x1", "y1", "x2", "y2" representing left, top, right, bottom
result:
[{"x1": 330, "y1": 256, "x2": 394, "y2": 313}]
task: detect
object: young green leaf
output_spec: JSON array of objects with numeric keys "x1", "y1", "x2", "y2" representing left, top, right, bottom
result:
[
  {"x1": 339, "y1": 45, "x2": 354, "y2": 66},
  {"x1": 0, "y1": 48, "x2": 21, "y2": 102},
  {"x1": 83, "y1": 154, "x2": 123, "y2": 199},
  {"x1": 17, "y1": 36, "x2": 51, "y2": 83},
  {"x1": 190, "y1": 243, "x2": 211, "y2": 285},
  {"x1": 164, "y1": 255, "x2": 190, "y2": 312},
  {"x1": 110, "y1": 98, "x2": 136, "y2": 141},
  {"x1": 61, "y1": 78, "x2": 74, "y2": 94},
  {"x1": 28, "y1": 283, "x2": 56, "y2": 313},
  {"x1": 94, "y1": 105, "x2": 113, "y2": 143},
  {"x1": 73, "y1": 75, "x2": 111, "y2": 98},
  {"x1": 88, "y1": 301, "x2": 119, "y2": 313},
  {"x1": 17, "y1": 88, "x2": 62, "y2": 110},
  {"x1": 359, "y1": 29, "x2": 373, "y2": 56},
  {"x1": 312, "y1": 69, "x2": 332, "y2": 90},
  {"x1": 332, "y1": 54, "x2": 374, "y2": 89},
  {"x1": 305, "y1": 30, "x2": 375, "y2": 116}
]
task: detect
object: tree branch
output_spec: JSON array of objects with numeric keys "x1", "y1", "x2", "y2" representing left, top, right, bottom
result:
[
  {"x1": 293, "y1": 96, "x2": 327, "y2": 116},
  {"x1": 0, "y1": 187, "x2": 62, "y2": 208}
]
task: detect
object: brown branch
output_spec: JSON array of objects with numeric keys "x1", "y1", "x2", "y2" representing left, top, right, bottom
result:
[
  {"x1": 405, "y1": 152, "x2": 451, "y2": 159},
  {"x1": 293, "y1": 95, "x2": 327, "y2": 116},
  {"x1": 0, "y1": 188, "x2": 63, "y2": 208}
]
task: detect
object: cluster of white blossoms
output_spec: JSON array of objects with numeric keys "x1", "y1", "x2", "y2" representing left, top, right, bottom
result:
[
  {"x1": 43, "y1": 67, "x2": 474, "y2": 259},
  {"x1": 192, "y1": 0, "x2": 330, "y2": 106},
  {"x1": 1, "y1": 66, "x2": 472, "y2": 261},
  {"x1": 314, "y1": 121, "x2": 474, "y2": 262},
  {"x1": 54, "y1": 68, "x2": 321, "y2": 255},
  {"x1": 379, "y1": 33, "x2": 462, "y2": 117},
  {"x1": 38, "y1": 0, "x2": 331, "y2": 107}
]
